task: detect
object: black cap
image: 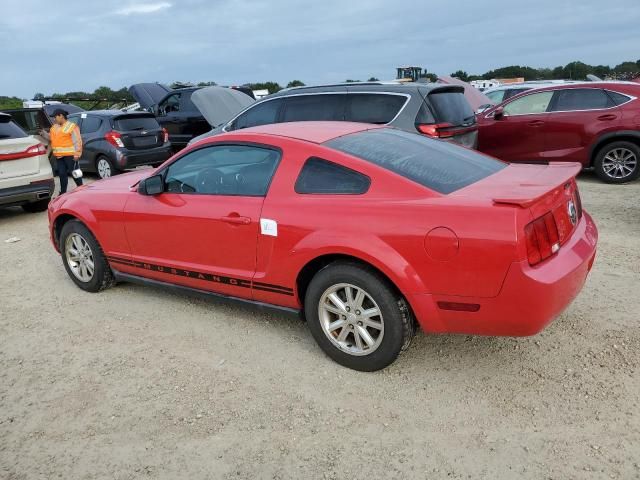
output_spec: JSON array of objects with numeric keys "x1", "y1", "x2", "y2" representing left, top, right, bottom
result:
[{"x1": 50, "y1": 108, "x2": 68, "y2": 118}]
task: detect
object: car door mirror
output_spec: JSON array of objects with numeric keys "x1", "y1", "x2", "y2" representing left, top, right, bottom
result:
[
  {"x1": 493, "y1": 106, "x2": 505, "y2": 120},
  {"x1": 138, "y1": 174, "x2": 164, "y2": 196}
]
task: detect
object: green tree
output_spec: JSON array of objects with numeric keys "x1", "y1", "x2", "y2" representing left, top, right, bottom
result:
[
  {"x1": 33, "y1": 93, "x2": 45, "y2": 101},
  {"x1": 613, "y1": 61, "x2": 639, "y2": 74},
  {"x1": 248, "y1": 82, "x2": 282, "y2": 93},
  {"x1": 451, "y1": 70, "x2": 469, "y2": 82},
  {"x1": 344, "y1": 79, "x2": 361, "y2": 83},
  {"x1": 286, "y1": 80, "x2": 305, "y2": 88},
  {"x1": 197, "y1": 81, "x2": 217, "y2": 87},
  {"x1": 367, "y1": 77, "x2": 379, "y2": 82}
]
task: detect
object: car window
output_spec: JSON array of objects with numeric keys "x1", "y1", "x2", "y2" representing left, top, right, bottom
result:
[
  {"x1": 67, "y1": 116, "x2": 81, "y2": 127},
  {"x1": 230, "y1": 99, "x2": 284, "y2": 130},
  {"x1": 179, "y1": 91, "x2": 198, "y2": 112},
  {"x1": 503, "y1": 88, "x2": 530, "y2": 101},
  {"x1": 80, "y1": 116, "x2": 102, "y2": 134},
  {"x1": 295, "y1": 157, "x2": 370, "y2": 194},
  {"x1": 281, "y1": 95, "x2": 345, "y2": 122},
  {"x1": 0, "y1": 119, "x2": 28, "y2": 139},
  {"x1": 485, "y1": 90, "x2": 505, "y2": 103},
  {"x1": 503, "y1": 91, "x2": 553, "y2": 115},
  {"x1": 4, "y1": 110, "x2": 45, "y2": 134},
  {"x1": 161, "y1": 93, "x2": 181, "y2": 114},
  {"x1": 114, "y1": 116, "x2": 160, "y2": 131},
  {"x1": 165, "y1": 144, "x2": 280, "y2": 196},
  {"x1": 428, "y1": 91, "x2": 475, "y2": 126},
  {"x1": 606, "y1": 90, "x2": 632, "y2": 106},
  {"x1": 346, "y1": 94, "x2": 406, "y2": 124},
  {"x1": 550, "y1": 88, "x2": 613, "y2": 111},
  {"x1": 325, "y1": 128, "x2": 505, "y2": 194}
]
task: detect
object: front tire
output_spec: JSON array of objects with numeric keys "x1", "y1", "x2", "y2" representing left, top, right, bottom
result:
[
  {"x1": 304, "y1": 262, "x2": 415, "y2": 371},
  {"x1": 59, "y1": 220, "x2": 114, "y2": 292},
  {"x1": 594, "y1": 141, "x2": 640, "y2": 184}
]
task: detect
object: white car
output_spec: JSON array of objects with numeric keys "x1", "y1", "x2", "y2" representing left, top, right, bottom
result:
[{"x1": 0, "y1": 113, "x2": 54, "y2": 212}]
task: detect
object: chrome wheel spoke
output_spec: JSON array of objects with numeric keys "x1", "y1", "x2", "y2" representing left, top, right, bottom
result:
[
  {"x1": 65, "y1": 233, "x2": 95, "y2": 283},
  {"x1": 363, "y1": 318, "x2": 383, "y2": 330},
  {"x1": 327, "y1": 318, "x2": 346, "y2": 332},
  {"x1": 361, "y1": 307, "x2": 381, "y2": 319},
  {"x1": 356, "y1": 326, "x2": 375, "y2": 347},
  {"x1": 328, "y1": 292, "x2": 347, "y2": 312},
  {"x1": 336, "y1": 326, "x2": 350, "y2": 342}
]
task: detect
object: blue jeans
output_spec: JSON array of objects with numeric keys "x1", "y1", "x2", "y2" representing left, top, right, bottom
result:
[{"x1": 56, "y1": 156, "x2": 83, "y2": 194}]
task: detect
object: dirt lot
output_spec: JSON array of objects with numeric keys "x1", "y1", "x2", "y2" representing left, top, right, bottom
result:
[{"x1": 0, "y1": 172, "x2": 638, "y2": 480}]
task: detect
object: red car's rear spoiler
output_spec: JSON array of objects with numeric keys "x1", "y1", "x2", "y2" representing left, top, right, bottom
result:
[{"x1": 492, "y1": 163, "x2": 582, "y2": 208}]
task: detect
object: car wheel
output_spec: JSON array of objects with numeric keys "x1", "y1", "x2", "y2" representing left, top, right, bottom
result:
[
  {"x1": 594, "y1": 141, "x2": 640, "y2": 184},
  {"x1": 304, "y1": 262, "x2": 415, "y2": 371},
  {"x1": 96, "y1": 156, "x2": 117, "y2": 179},
  {"x1": 22, "y1": 198, "x2": 50, "y2": 213},
  {"x1": 59, "y1": 220, "x2": 115, "y2": 293}
]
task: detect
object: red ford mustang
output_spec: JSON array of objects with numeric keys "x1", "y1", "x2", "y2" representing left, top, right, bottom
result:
[{"x1": 48, "y1": 121, "x2": 598, "y2": 371}]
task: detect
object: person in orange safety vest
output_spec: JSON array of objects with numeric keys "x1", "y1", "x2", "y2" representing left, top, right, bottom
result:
[{"x1": 40, "y1": 108, "x2": 83, "y2": 194}]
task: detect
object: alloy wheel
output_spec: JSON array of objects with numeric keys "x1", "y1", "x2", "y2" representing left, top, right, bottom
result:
[
  {"x1": 318, "y1": 283, "x2": 384, "y2": 356},
  {"x1": 65, "y1": 233, "x2": 95, "y2": 282},
  {"x1": 602, "y1": 148, "x2": 637, "y2": 179},
  {"x1": 97, "y1": 158, "x2": 112, "y2": 179}
]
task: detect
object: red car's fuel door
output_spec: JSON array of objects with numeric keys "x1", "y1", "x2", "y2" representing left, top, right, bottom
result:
[
  {"x1": 478, "y1": 90, "x2": 553, "y2": 162},
  {"x1": 121, "y1": 144, "x2": 281, "y2": 299}
]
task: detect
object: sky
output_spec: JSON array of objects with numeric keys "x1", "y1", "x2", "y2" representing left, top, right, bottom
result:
[{"x1": 1, "y1": 0, "x2": 639, "y2": 98}]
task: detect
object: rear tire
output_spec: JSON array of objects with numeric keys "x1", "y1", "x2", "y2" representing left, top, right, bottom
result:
[
  {"x1": 594, "y1": 141, "x2": 640, "y2": 184},
  {"x1": 304, "y1": 261, "x2": 415, "y2": 371},
  {"x1": 59, "y1": 220, "x2": 114, "y2": 292},
  {"x1": 96, "y1": 156, "x2": 117, "y2": 179},
  {"x1": 22, "y1": 198, "x2": 50, "y2": 213}
]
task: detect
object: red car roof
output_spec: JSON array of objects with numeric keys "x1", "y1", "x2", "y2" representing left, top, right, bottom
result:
[{"x1": 228, "y1": 121, "x2": 383, "y2": 143}]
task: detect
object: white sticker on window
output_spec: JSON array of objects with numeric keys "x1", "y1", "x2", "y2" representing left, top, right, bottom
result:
[
  {"x1": 260, "y1": 218, "x2": 278, "y2": 237},
  {"x1": 81, "y1": 113, "x2": 87, "y2": 119}
]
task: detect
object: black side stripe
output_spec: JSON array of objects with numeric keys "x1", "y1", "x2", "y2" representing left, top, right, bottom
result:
[{"x1": 107, "y1": 256, "x2": 294, "y2": 296}]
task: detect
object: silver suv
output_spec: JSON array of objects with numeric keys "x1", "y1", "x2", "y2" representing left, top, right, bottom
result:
[{"x1": 0, "y1": 113, "x2": 54, "y2": 212}]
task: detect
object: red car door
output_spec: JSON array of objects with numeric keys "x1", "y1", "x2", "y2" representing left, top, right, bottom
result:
[
  {"x1": 121, "y1": 143, "x2": 281, "y2": 299},
  {"x1": 541, "y1": 88, "x2": 621, "y2": 165},
  {"x1": 478, "y1": 90, "x2": 554, "y2": 162}
]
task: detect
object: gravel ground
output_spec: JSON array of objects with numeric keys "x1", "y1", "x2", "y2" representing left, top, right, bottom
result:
[{"x1": 0, "y1": 172, "x2": 639, "y2": 480}]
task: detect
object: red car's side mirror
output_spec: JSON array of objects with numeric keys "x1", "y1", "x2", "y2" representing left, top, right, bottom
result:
[
  {"x1": 138, "y1": 174, "x2": 164, "y2": 196},
  {"x1": 493, "y1": 107, "x2": 505, "y2": 120}
]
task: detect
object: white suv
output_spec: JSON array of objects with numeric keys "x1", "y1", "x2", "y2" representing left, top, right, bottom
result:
[{"x1": 0, "y1": 113, "x2": 54, "y2": 212}]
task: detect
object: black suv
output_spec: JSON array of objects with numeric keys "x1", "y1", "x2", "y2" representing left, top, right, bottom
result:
[
  {"x1": 192, "y1": 82, "x2": 478, "y2": 148},
  {"x1": 129, "y1": 83, "x2": 256, "y2": 151},
  {"x1": 67, "y1": 111, "x2": 172, "y2": 179}
]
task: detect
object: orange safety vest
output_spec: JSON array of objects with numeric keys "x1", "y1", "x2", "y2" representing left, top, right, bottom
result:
[{"x1": 50, "y1": 121, "x2": 82, "y2": 158}]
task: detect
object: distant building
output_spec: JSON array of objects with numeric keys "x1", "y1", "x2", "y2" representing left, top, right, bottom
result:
[
  {"x1": 252, "y1": 89, "x2": 270, "y2": 99},
  {"x1": 470, "y1": 80, "x2": 500, "y2": 91}
]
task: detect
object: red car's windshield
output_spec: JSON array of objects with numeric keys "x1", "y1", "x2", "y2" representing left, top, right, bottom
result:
[{"x1": 325, "y1": 128, "x2": 505, "y2": 194}]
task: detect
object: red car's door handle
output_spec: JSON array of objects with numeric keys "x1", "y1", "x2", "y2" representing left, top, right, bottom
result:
[
  {"x1": 528, "y1": 120, "x2": 545, "y2": 127},
  {"x1": 597, "y1": 114, "x2": 617, "y2": 121},
  {"x1": 221, "y1": 214, "x2": 251, "y2": 225}
]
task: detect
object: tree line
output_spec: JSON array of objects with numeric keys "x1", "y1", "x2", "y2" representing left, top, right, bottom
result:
[
  {"x1": 450, "y1": 59, "x2": 640, "y2": 82},
  {"x1": 2, "y1": 60, "x2": 639, "y2": 110}
]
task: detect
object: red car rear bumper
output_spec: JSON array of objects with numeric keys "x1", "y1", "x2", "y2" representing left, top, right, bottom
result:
[{"x1": 408, "y1": 212, "x2": 598, "y2": 336}]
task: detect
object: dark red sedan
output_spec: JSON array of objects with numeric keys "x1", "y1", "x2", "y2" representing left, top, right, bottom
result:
[
  {"x1": 48, "y1": 122, "x2": 598, "y2": 371},
  {"x1": 477, "y1": 82, "x2": 640, "y2": 183}
]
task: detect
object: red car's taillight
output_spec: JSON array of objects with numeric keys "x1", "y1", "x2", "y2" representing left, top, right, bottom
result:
[
  {"x1": 162, "y1": 128, "x2": 169, "y2": 143},
  {"x1": 104, "y1": 131, "x2": 124, "y2": 148},
  {"x1": 524, "y1": 212, "x2": 560, "y2": 266},
  {"x1": 0, "y1": 143, "x2": 46, "y2": 161}
]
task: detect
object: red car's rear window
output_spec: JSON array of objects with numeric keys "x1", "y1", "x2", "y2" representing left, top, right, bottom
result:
[{"x1": 325, "y1": 128, "x2": 505, "y2": 194}]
